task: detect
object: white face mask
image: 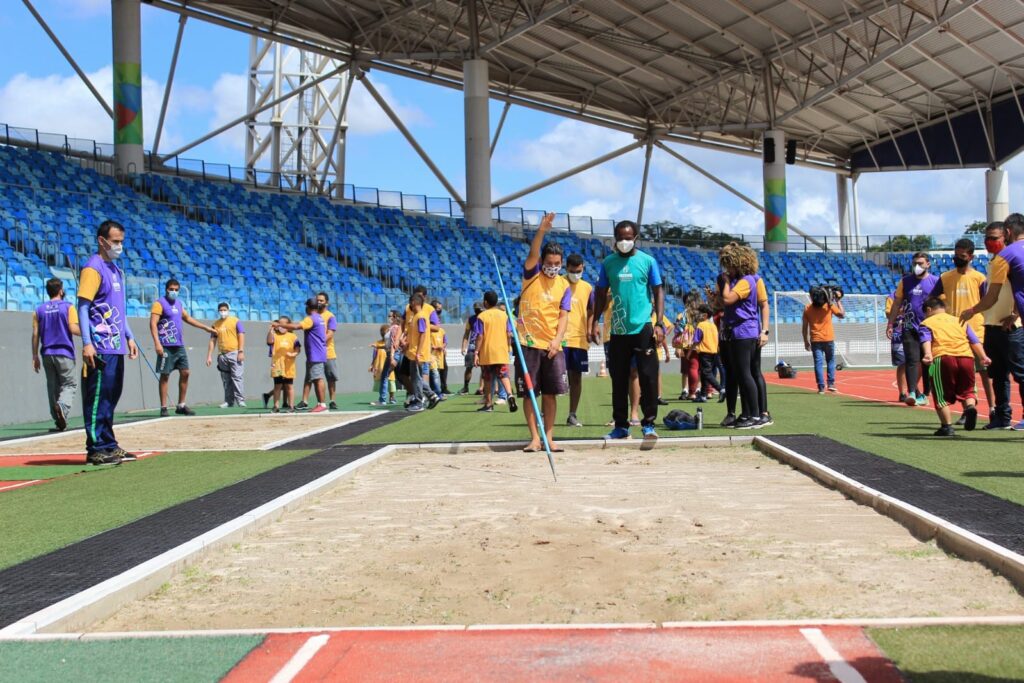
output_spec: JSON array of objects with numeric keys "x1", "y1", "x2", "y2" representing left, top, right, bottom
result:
[
  {"x1": 166, "y1": 291, "x2": 178, "y2": 302},
  {"x1": 913, "y1": 264, "x2": 927, "y2": 276},
  {"x1": 542, "y1": 264, "x2": 561, "y2": 278},
  {"x1": 219, "y1": 311, "x2": 230, "y2": 319},
  {"x1": 103, "y1": 240, "x2": 124, "y2": 260},
  {"x1": 616, "y1": 239, "x2": 635, "y2": 254},
  {"x1": 566, "y1": 272, "x2": 582, "y2": 284}
]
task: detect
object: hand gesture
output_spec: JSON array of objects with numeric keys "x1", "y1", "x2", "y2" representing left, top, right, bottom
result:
[
  {"x1": 589, "y1": 322, "x2": 601, "y2": 345},
  {"x1": 546, "y1": 338, "x2": 562, "y2": 359},
  {"x1": 538, "y1": 212, "x2": 555, "y2": 233},
  {"x1": 127, "y1": 339, "x2": 139, "y2": 360},
  {"x1": 885, "y1": 324, "x2": 894, "y2": 340},
  {"x1": 83, "y1": 343, "x2": 97, "y2": 369},
  {"x1": 981, "y1": 355, "x2": 992, "y2": 368},
  {"x1": 653, "y1": 324, "x2": 665, "y2": 345},
  {"x1": 922, "y1": 352, "x2": 933, "y2": 365},
  {"x1": 958, "y1": 308, "x2": 975, "y2": 325},
  {"x1": 155, "y1": 342, "x2": 164, "y2": 357}
]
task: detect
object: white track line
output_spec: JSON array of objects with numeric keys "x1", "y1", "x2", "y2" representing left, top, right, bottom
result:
[
  {"x1": 800, "y1": 628, "x2": 867, "y2": 683},
  {"x1": 0, "y1": 480, "x2": 43, "y2": 492},
  {"x1": 0, "y1": 416, "x2": 172, "y2": 448},
  {"x1": 269, "y1": 634, "x2": 330, "y2": 683}
]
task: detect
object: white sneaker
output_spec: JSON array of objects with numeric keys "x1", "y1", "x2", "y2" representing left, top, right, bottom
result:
[
  {"x1": 219, "y1": 402, "x2": 230, "y2": 408},
  {"x1": 237, "y1": 401, "x2": 247, "y2": 408},
  {"x1": 495, "y1": 398, "x2": 507, "y2": 405}
]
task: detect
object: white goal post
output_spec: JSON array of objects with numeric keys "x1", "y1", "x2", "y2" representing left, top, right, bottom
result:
[{"x1": 772, "y1": 291, "x2": 890, "y2": 368}]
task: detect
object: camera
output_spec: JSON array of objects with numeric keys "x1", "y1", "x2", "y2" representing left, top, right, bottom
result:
[{"x1": 809, "y1": 284, "x2": 843, "y2": 307}]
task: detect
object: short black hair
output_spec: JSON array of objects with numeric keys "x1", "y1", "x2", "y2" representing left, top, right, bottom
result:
[
  {"x1": 566, "y1": 253, "x2": 584, "y2": 269},
  {"x1": 986, "y1": 220, "x2": 1005, "y2": 235},
  {"x1": 45, "y1": 278, "x2": 63, "y2": 298},
  {"x1": 317, "y1": 291, "x2": 329, "y2": 302},
  {"x1": 279, "y1": 315, "x2": 291, "y2": 324},
  {"x1": 541, "y1": 242, "x2": 564, "y2": 260},
  {"x1": 923, "y1": 296, "x2": 945, "y2": 311},
  {"x1": 954, "y1": 238, "x2": 975, "y2": 254},
  {"x1": 912, "y1": 251, "x2": 930, "y2": 262},
  {"x1": 697, "y1": 304, "x2": 713, "y2": 317},
  {"x1": 97, "y1": 220, "x2": 124, "y2": 239},
  {"x1": 410, "y1": 293, "x2": 425, "y2": 306},
  {"x1": 165, "y1": 278, "x2": 180, "y2": 290},
  {"x1": 483, "y1": 290, "x2": 498, "y2": 307},
  {"x1": 614, "y1": 220, "x2": 638, "y2": 239},
  {"x1": 413, "y1": 284, "x2": 428, "y2": 296},
  {"x1": 431, "y1": 299, "x2": 442, "y2": 309},
  {"x1": 218, "y1": 302, "x2": 229, "y2": 310},
  {"x1": 305, "y1": 297, "x2": 318, "y2": 312},
  {"x1": 1006, "y1": 213, "x2": 1024, "y2": 239}
]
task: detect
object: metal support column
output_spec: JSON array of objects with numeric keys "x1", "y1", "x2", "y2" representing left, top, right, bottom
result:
[
  {"x1": 763, "y1": 129, "x2": 787, "y2": 252},
  {"x1": 464, "y1": 59, "x2": 492, "y2": 227},
  {"x1": 636, "y1": 138, "x2": 654, "y2": 227},
  {"x1": 851, "y1": 172, "x2": 861, "y2": 250},
  {"x1": 112, "y1": 0, "x2": 144, "y2": 176},
  {"x1": 986, "y1": 168, "x2": 1009, "y2": 223}
]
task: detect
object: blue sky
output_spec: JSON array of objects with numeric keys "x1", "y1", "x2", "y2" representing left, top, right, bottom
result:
[{"x1": 0, "y1": 0, "x2": 1019, "y2": 241}]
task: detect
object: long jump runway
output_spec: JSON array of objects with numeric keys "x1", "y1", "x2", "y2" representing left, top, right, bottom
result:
[{"x1": 214, "y1": 623, "x2": 902, "y2": 682}]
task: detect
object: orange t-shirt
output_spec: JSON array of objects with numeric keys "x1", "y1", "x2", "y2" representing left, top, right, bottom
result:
[{"x1": 803, "y1": 304, "x2": 841, "y2": 343}]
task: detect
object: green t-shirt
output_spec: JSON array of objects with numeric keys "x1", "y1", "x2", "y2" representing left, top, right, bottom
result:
[{"x1": 597, "y1": 249, "x2": 663, "y2": 336}]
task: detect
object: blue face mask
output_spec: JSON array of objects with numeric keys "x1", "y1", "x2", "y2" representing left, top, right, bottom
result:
[{"x1": 166, "y1": 290, "x2": 178, "y2": 302}]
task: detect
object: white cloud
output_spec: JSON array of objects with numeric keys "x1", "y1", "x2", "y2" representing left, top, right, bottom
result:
[{"x1": 567, "y1": 199, "x2": 624, "y2": 218}]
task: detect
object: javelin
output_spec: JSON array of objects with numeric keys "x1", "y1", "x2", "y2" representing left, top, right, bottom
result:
[
  {"x1": 137, "y1": 347, "x2": 161, "y2": 381},
  {"x1": 490, "y1": 251, "x2": 558, "y2": 482}
]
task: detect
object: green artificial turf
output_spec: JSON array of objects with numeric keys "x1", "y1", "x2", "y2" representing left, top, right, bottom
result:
[
  {"x1": 0, "y1": 413, "x2": 154, "y2": 442},
  {"x1": 347, "y1": 376, "x2": 1024, "y2": 506},
  {"x1": 0, "y1": 450, "x2": 310, "y2": 569},
  {"x1": 0, "y1": 636, "x2": 262, "y2": 683},
  {"x1": 869, "y1": 625, "x2": 1024, "y2": 682},
  {"x1": 0, "y1": 465, "x2": 96, "y2": 481}
]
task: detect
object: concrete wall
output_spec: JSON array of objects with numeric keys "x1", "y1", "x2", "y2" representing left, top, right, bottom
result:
[{"x1": 0, "y1": 310, "x2": 468, "y2": 426}]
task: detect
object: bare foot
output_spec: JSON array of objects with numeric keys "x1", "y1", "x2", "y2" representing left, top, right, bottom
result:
[{"x1": 523, "y1": 442, "x2": 542, "y2": 452}]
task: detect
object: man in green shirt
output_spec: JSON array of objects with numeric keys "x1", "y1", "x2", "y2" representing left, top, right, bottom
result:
[{"x1": 591, "y1": 220, "x2": 666, "y2": 440}]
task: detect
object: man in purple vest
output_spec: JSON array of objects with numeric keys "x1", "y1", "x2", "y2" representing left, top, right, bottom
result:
[
  {"x1": 78, "y1": 220, "x2": 139, "y2": 465},
  {"x1": 150, "y1": 278, "x2": 218, "y2": 417},
  {"x1": 32, "y1": 278, "x2": 81, "y2": 431}
]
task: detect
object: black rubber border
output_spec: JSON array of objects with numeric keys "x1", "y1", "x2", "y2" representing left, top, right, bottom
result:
[
  {"x1": 769, "y1": 434, "x2": 1024, "y2": 556},
  {"x1": 272, "y1": 410, "x2": 407, "y2": 450},
  {"x1": 0, "y1": 412, "x2": 406, "y2": 629}
]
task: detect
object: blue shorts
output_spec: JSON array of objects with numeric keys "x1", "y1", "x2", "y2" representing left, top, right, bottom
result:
[
  {"x1": 891, "y1": 341, "x2": 906, "y2": 368},
  {"x1": 565, "y1": 347, "x2": 589, "y2": 374}
]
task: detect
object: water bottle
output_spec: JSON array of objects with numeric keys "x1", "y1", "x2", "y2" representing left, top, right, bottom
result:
[{"x1": 696, "y1": 407, "x2": 704, "y2": 430}]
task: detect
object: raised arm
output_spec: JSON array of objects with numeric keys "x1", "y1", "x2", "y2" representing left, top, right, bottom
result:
[{"x1": 524, "y1": 212, "x2": 556, "y2": 272}]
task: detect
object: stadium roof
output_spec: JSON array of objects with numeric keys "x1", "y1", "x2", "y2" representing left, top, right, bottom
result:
[{"x1": 154, "y1": 0, "x2": 1024, "y2": 174}]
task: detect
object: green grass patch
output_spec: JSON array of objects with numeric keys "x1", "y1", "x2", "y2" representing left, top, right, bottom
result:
[
  {"x1": 869, "y1": 625, "x2": 1024, "y2": 682},
  {"x1": 0, "y1": 635, "x2": 262, "y2": 683},
  {"x1": 0, "y1": 450, "x2": 310, "y2": 569},
  {"x1": 0, "y1": 465, "x2": 96, "y2": 481},
  {"x1": 347, "y1": 376, "x2": 1024, "y2": 505}
]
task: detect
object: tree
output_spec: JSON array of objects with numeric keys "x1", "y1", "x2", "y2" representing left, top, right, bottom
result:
[
  {"x1": 865, "y1": 234, "x2": 933, "y2": 252},
  {"x1": 641, "y1": 220, "x2": 746, "y2": 249},
  {"x1": 963, "y1": 220, "x2": 987, "y2": 234}
]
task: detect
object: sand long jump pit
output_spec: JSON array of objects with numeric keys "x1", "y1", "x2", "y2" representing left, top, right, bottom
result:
[
  {"x1": 0, "y1": 412, "x2": 375, "y2": 455},
  {"x1": 90, "y1": 440, "x2": 1024, "y2": 632}
]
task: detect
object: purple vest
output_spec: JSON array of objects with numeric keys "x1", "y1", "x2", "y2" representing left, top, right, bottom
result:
[
  {"x1": 36, "y1": 299, "x2": 75, "y2": 359},
  {"x1": 724, "y1": 274, "x2": 762, "y2": 340},
  {"x1": 81, "y1": 254, "x2": 128, "y2": 355}
]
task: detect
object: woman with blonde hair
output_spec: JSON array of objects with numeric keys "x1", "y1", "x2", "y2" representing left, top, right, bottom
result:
[{"x1": 717, "y1": 242, "x2": 771, "y2": 428}]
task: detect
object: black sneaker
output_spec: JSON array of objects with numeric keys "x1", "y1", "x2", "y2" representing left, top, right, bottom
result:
[
  {"x1": 982, "y1": 420, "x2": 1011, "y2": 430},
  {"x1": 329, "y1": 401, "x2": 338, "y2": 410},
  {"x1": 677, "y1": 393, "x2": 688, "y2": 400},
  {"x1": 294, "y1": 401, "x2": 309, "y2": 411},
  {"x1": 734, "y1": 416, "x2": 759, "y2": 429},
  {"x1": 87, "y1": 450, "x2": 121, "y2": 465},
  {"x1": 955, "y1": 413, "x2": 967, "y2": 426},
  {"x1": 758, "y1": 413, "x2": 774, "y2": 428},
  {"x1": 272, "y1": 406, "x2": 280, "y2": 413},
  {"x1": 963, "y1": 406, "x2": 978, "y2": 431},
  {"x1": 717, "y1": 392, "x2": 727, "y2": 404},
  {"x1": 934, "y1": 425, "x2": 955, "y2": 437},
  {"x1": 477, "y1": 404, "x2": 494, "y2": 413},
  {"x1": 898, "y1": 393, "x2": 908, "y2": 404},
  {"x1": 694, "y1": 394, "x2": 707, "y2": 403},
  {"x1": 427, "y1": 395, "x2": 441, "y2": 409},
  {"x1": 54, "y1": 403, "x2": 68, "y2": 431},
  {"x1": 505, "y1": 395, "x2": 517, "y2": 413},
  {"x1": 720, "y1": 413, "x2": 737, "y2": 428},
  {"x1": 175, "y1": 405, "x2": 196, "y2": 416},
  {"x1": 262, "y1": 392, "x2": 272, "y2": 409},
  {"x1": 566, "y1": 413, "x2": 582, "y2": 427},
  {"x1": 160, "y1": 407, "x2": 170, "y2": 418},
  {"x1": 657, "y1": 397, "x2": 669, "y2": 406},
  {"x1": 113, "y1": 447, "x2": 139, "y2": 462}
]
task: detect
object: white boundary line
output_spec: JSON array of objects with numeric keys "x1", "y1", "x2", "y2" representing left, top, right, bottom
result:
[
  {"x1": 800, "y1": 628, "x2": 867, "y2": 683},
  {"x1": 0, "y1": 416, "x2": 173, "y2": 448},
  {"x1": 0, "y1": 480, "x2": 44, "y2": 492},
  {"x1": 8, "y1": 615, "x2": 1024, "y2": 642},
  {"x1": 269, "y1": 633, "x2": 330, "y2": 683},
  {"x1": 753, "y1": 436, "x2": 1024, "y2": 592}
]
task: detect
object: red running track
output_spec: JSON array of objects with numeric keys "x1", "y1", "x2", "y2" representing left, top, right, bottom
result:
[
  {"x1": 222, "y1": 625, "x2": 903, "y2": 682},
  {"x1": 765, "y1": 368, "x2": 1023, "y2": 418}
]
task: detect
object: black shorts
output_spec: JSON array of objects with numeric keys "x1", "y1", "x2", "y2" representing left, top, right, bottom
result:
[
  {"x1": 273, "y1": 377, "x2": 294, "y2": 386},
  {"x1": 515, "y1": 346, "x2": 568, "y2": 396},
  {"x1": 398, "y1": 356, "x2": 412, "y2": 377}
]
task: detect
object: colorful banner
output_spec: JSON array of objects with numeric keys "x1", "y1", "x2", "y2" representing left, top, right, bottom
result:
[
  {"x1": 764, "y1": 177, "x2": 787, "y2": 244},
  {"x1": 114, "y1": 62, "x2": 143, "y2": 146}
]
